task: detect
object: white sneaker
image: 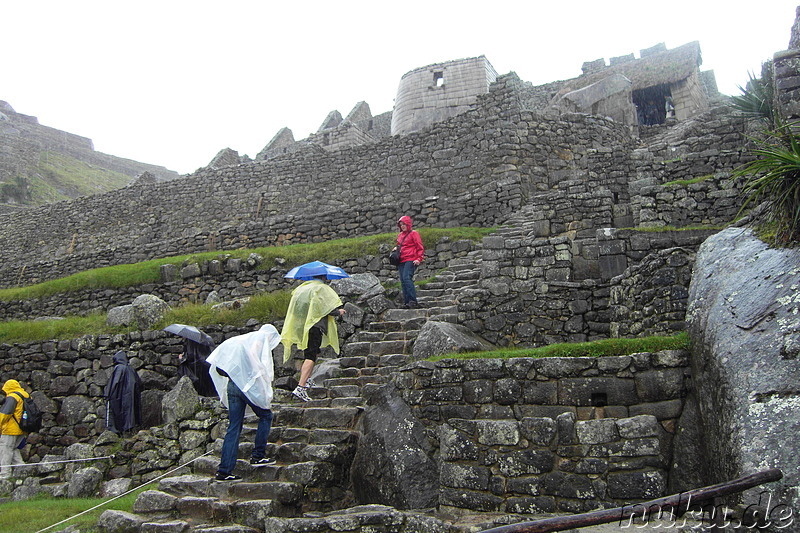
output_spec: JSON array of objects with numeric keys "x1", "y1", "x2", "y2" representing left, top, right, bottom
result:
[{"x1": 292, "y1": 386, "x2": 311, "y2": 402}]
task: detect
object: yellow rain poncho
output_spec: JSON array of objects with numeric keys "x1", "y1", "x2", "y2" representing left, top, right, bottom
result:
[{"x1": 281, "y1": 280, "x2": 343, "y2": 363}]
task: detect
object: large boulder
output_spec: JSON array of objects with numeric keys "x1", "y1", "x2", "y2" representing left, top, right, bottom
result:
[
  {"x1": 332, "y1": 272, "x2": 385, "y2": 301},
  {"x1": 687, "y1": 228, "x2": 800, "y2": 521},
  {"x1": 413, "y1": 321, "x2": 495, "y2": 359},
  {"x1": 162, "y1": 377, "x2": 200, "y2": 424},
  {"x1": 57, "y1": 395, "x2": 95, "y2": 426},
  {"x1": 131, "y1": 294, "x2": 170, "y2": 329},
  {"x1": 67, "y1": 466, "x2": 103, "y2": 498},
  {"x1": 351, "y1": 384, "x2": 439, "y2": 509},
  {"x1": 96, "y1": 510, "x2": 145, "y2": 533},
  {"x1": 106, "y1": 304, "x2": 135, "y2": 327}
]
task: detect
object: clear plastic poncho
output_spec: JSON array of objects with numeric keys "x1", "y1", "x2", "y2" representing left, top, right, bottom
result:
[
  {"x1": 206, "y1": 324, "x2": 281, "y2": 409},
  {"x1": 281, "y1": 280, "x2": 342, "y2": 363}
]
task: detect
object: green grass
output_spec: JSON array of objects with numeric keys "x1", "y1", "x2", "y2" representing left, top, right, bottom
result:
[
  {"x1": 662, "y1": 174, "x2": 714, "y2": 187},
  {"x1": 0, "y1": 227, "x2": 494, "y2": 302},
  {"x1": 157, "y1": 290, "x2": 293, "y2": 329},
  {"x1": 429, "y1": 332, "x2": 690, "y2": 361},
  {"x1": 0, "y1": 313, "x2": 135, "y2": 344},
  {"x1": 0, "y1": 484, "x2": 148, "y2": 533},
  {"x1": 29, "y1": 151, "x2": 132, "y2": 205},
  {"x1": 0, "y1": 290, "x2": 295, "y2": 344}
]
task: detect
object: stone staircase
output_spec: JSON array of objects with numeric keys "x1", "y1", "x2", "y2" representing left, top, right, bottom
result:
[{"x1": 110, "y1": 256, "x2": 489, "y2": 531}]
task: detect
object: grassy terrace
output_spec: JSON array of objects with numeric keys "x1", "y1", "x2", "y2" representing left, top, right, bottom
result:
[
  {"x1": 0, "y1": 224, "x2": 689, "y2": 356},
  {"x1": 0, "y1": 228, "x2": 494, "y2": 344}
]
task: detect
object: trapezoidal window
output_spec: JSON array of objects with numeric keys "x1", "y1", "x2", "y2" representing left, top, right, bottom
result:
[
  {"x1": 433, "y1": 71, "x2": 444, "y2": 87},
  {"x1": 633, "y1": 83, "x2": 673, "y2": 126}
]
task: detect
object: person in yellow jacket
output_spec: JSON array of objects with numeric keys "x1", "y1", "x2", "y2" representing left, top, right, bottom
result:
[
  {"x1": 0, "y1": 379, "x2": 29, "y2": 479},
  {"x1": 281, "y1": 276, "x2": 345, "y2": 402}
]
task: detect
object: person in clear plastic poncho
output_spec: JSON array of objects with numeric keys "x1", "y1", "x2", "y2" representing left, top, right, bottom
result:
[
  {"x1": 206, "y1": 324, "x2": 281, "y2": 480},
  {"x1": 281, "y1": 277, "x2": 345, "y2": 402}
]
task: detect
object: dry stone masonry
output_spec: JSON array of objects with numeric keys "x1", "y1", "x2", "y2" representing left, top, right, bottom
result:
[{"x1": 4, "y1": 11, "x2": 800, "y2": 528}]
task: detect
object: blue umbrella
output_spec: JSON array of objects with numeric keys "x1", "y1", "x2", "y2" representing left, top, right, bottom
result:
[
  {"x1": 163, "y1": 323, "x2": 215, "y2": 346},
  {"x1": 284, "y1": 261, "x2": 350, "y2": 281}
]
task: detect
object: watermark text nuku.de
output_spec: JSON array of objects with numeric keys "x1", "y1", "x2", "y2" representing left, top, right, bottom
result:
[{"x1": 619, "y1": 490, "x2": 794, "y2": 529}]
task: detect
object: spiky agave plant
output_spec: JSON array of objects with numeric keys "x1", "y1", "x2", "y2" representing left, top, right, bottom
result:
[
  {"x1": 735, "y1": 118, "x2": 800, "y2": 244},
  {"x1": 730, "y1": 72, "x2": 775, "y2": 127}
]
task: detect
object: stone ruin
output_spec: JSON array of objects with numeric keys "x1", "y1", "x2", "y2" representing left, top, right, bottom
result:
[{"x1": 2, "y1": 7, "x2": 800, "y2": 531}]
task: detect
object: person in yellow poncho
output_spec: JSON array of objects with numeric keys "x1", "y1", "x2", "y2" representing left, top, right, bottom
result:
[
  {"x1": 281, "y1": 276, "x2": 345, "y2": 402},
  {"x1": 0, "y1": 379, "x2": 29, "y2": 479}
]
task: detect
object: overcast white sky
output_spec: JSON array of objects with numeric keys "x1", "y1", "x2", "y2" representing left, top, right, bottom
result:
[{"x1": 3, "y1": 1, "x2": 799, "y2": 175}]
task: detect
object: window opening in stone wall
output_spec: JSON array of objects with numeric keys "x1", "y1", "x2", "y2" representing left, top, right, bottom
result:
[
  {"x1": 591, "y1": 392, "x2": 608, "y2": 407},
  {"x1": 633, "y1": 84, "x2": 673, "y2": 126},
  {"x1": 434, "y1": 71, "x2": 444, "y2": 87}
]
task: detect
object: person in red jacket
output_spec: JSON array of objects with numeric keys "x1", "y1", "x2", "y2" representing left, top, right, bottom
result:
[{"x1": 393, "y1": 215, "x2": 425, "y2": 308}]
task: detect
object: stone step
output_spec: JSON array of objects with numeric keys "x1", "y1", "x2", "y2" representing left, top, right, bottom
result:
[
  {"x1": 347, "y1": 331, "x2": 390, "y2": 343},
  {"x1": 274, "y1": 406, "x2": 363, "y2": 430},
  {"x1": 382, "y1": 330, "x2": 419, "y2": 342},
  {"x1": 444, "y1": 263, "x2": 481, "y2": 275},
  {"x1": 330, "y1": 397, "x2": 364, "y2": 408},
  {"x1": 371, "y1": 317, "x2": 427, "y2": 332},
  {"x1": 425, "y1": 313, "x2": 458, "y2": 324},
  {"x1": 321, "y1": 375, "x2": 388, "y2": 389},
  {"x1": 228, "y1": 480, "x2": 304, "y2": 505},
  {"x1": 174, "y1": 496, "x2": 233, "y2": 523},
  {"x1": 381, "y1": 308, "x2": 429, "y2": 321}
]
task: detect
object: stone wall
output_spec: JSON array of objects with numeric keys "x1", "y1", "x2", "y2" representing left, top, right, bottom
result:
[
  {"x1": 0, "y1": 324, "x2": 304, "y2": 462},
  {"x1": 0, "y1": 238, "x2": 478, "y2": 321},
  {"x1": 609, "y1": 247, "x2": 696, "y2": 338},
  {"x1": 458, "y1": 228, "x2": 715, "y2": 347},
  {"x1": 671, "y1": 71, "x2": 709, "y2": 121},
  {"x1": 0, "y1": 74, "x2": 635, "y2": 289},
  {"x1": 0, "y1": 72, "x2": 750, "y2": 294},
  {"x1": 393, "y1": 350, "x2": 690, "y2": 513}
]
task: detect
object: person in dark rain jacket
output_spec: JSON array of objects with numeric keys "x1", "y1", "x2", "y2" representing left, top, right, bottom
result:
[
  {"x1": 104, "y1": 351, "x2": 142, "y2": 435},
  {"x1": 178, "y1": 338, "x2": 216, "y2": 397}
]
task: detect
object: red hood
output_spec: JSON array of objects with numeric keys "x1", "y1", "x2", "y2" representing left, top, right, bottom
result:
[{"x1": 398, "y1": 215, "x2": 413, "y2": 230}]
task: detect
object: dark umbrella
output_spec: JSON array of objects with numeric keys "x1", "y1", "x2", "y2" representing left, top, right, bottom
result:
[
  {"x1": 284, "y1": 261, "x2": 350, "y2": 281},
  {"x1": 163, "y1": 324, "x2": 214, "y2": 346}
]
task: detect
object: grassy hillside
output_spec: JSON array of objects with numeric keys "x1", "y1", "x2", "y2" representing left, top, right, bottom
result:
[{"x1": 0, "y1": 151, "x2": 131, "y2": 206}]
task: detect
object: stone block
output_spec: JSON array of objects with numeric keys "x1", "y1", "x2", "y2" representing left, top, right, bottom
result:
[
  {"x1": 476, "y1": 419, "x2": 520, "y2": 446},
  {"x1": 607, "y1": 470, "x2": 666, "y2": 499},
  {"x1": 576, "y1": 419, "x2": 619, "y2": 444},
  {"x1": 634, "y1": 368, "x2": 687, "y2": 402},
  {"x1": 506, "y1": 496, "x2": 556, "y2": 514},
  {"x1": 629, "y1": 399, "x2": 683, "y2": 420},
  {"x1": 558, "y1": 377, "x2": 638, "y2": 406},
  {"x1": 439, "y1": 487, "x2": 505, "y2": 512},
  {"x1": 463, "y1": 379, "x2": 494, "y2": 404},
  {"x1": 498, "y1": 449, "x2": 555, "y2": 476},
  {"x1": 520, "y1": 417, "x2": 557, "y2": 446},
  {"x1": 439, "y1": 425, "x2": 480, "y2": 461},
  {"x1": 440, "y1": 462, "x2": 490, "y2": 490},
  {"x1": 616, "y1": 415, "x2": 661, "y2": 438}
]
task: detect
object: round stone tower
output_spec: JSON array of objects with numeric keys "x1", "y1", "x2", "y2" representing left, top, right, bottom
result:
[{"x1": 390, "y1": 56, "x2": 497, "y2": 136}]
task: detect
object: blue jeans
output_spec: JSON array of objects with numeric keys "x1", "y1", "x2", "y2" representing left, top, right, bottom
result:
[
  {"x1": 398, "y1": 261, "x2": 417, "y2": 305},
  {"x1": 218, "y1": 380, "x2": 273, "y2": 475}
]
